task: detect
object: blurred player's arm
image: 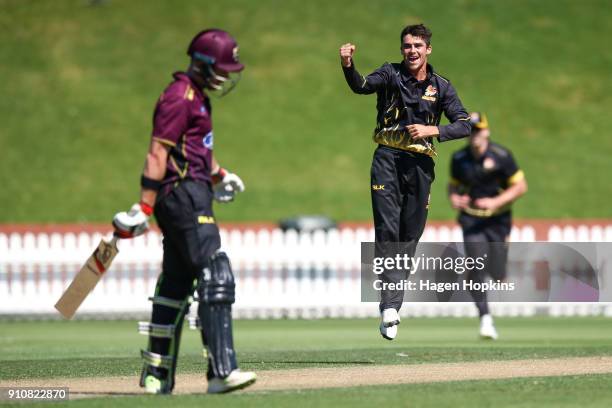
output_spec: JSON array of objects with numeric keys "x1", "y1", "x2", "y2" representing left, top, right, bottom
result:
[
  {"x1": 448, "y1": 181, "x2": 470, "y2": 210},
  {"x1": 113, "y1": 139, "x2": 169, "y2": 239},
  {"x1": 113, "y1": 92, "x2": 188, "y2": 238},
  {"x1": 447, "y1": 155, "x2": 470, "y2": 210},
  {"x1": 210, "y1": 155, "x2": 245, "y2": 203},
  {"x1": 140, "y1": 140, "x2": 170, "y2": 206},
  {"x1": 474, "y1": 170, "x2": 528, "y2": 211},
  {"x1": 339, "y1": 43, "x2": 387, "y2": 94}
]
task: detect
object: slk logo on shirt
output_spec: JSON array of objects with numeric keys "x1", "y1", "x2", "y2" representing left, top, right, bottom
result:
[
  {"x1": 422, "y1": 85, "x2": 437, "y2": 102},
  {"x1": 203, "y1": 131, "x2": 214, "y2": 149},
  {"x1": 483, "y1": 157, "x2": 496, "y2": 170}
]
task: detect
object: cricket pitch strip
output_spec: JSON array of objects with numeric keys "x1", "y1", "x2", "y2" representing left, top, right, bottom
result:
[{"x1": 2, "y1": 356, "x2": 612, "y2": 398}]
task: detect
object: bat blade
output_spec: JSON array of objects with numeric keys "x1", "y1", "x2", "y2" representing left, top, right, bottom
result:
[{"x1": 54, "y1": 236, "x2": 119, "y2": 319}]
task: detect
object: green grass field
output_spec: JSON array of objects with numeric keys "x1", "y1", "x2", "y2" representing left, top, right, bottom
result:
[
  {"x1": 2, "y1": 317, "x2": 612, "y2": 406},
  {"x1": 3, "y1": 375, "x2": 612, "y2": 408},
  {"x1": 1, "y1": 0, "x2": 611, "y2": 222}
]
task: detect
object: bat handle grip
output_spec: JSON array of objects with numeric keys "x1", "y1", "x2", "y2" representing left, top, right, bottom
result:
[{"x1": 110, "y1": 235, "x2": 120, "y2": 247}]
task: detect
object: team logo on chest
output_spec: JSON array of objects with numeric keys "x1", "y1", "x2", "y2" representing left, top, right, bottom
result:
[
  {"x1": 483, "y1": 157, "x2": 496, "y2": 171},
  {"x1": 203, "y1": 131, "x2": 214, "y2": 149},
  {"x1": 422, "y1": 85, "x2": 437, "y2": 102}
]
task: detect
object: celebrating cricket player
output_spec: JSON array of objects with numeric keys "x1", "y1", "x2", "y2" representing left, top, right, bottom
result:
[
  {"x1": 448, "y1": 112, "x2": 528, "y2": 339},
  {"x1": 340, "y1": 24, "x2": 471, "y2": 340},
  {"x1": 112, "y1": 29, "x2": 256, "y2": 394}
]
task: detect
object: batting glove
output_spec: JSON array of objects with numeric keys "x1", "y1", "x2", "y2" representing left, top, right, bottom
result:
[
  {"x1": 212, "y1": 168, "x2": 245, "y2": 203},
  {"x1": 112, "y1": 202, "x2": 153, "y2": 238}
]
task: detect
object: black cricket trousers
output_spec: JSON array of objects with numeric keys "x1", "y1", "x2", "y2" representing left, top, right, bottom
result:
[{"x1": 370, "y1": 145, "x2": 435, "y2": 311}]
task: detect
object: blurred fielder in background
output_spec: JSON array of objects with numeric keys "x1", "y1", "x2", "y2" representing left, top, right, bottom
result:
[
  {"x1": 340, "y1": 24, "x2": 471, "y2": 340},
  {"x1": 447, "y1": 112, "x2": 528, "y2": 339},
  {"x1": 112, "y1": 29, "x2": 256, "y2": 394}
]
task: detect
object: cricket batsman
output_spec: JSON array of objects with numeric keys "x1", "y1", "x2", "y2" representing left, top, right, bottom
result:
[
  {"x1": 112, "y1": 29, "x2": 256, "y2": 394},
  {"x1": 340, "y1": 24, "x2": 471, "y2": 340},
  {"x1": 448, "y1": 112, "x2": 528, "y2": 339}
]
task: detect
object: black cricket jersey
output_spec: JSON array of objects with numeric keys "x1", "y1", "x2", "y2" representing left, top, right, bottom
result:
[
  {"x1": 450, "y1": 141, "x2": 524, "y2": 220},
  {"x1": 342, "y1": 62, "x2": 471, "y2": 157}
]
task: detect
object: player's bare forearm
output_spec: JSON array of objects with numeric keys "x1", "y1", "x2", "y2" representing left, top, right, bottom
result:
[
  {"x1": 495, "y1": 178, "x2": 528, "y2": 208},
  {"x1": 141, "y1": 140, "x2": 169, "y2": 206},
  {"x1": 447, "y1": 184, "x2": 470, "y2": 210},
  {"x1": 211, "y1": 155, "x2": 221, "y2": 174},
  {"x1": 475, "y1": 179, "x2": 527, "y2": 211},
  {"x1": 447, "y1": 183, "x2": 459, "y2": 196}
]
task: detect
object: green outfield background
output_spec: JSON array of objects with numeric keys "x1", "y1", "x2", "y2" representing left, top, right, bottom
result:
[
  {"x1": 1, "y1": 0, "x2": 611, "y2": 223},
  {"x1": 2, "y1": 318, "x2": 612, "y2": 407}
]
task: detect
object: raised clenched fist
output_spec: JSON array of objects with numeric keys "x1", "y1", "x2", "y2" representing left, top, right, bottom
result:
[{"x1": 339, "y1": 43, "x2": 356, "y2": 67}]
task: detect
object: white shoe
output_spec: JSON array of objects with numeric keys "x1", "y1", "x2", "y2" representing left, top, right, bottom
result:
[
  {"x1": 380, "y1": 308, "x2": 401, "y2": 340},
  {"x1": 479, "y1": 314, "x2": 498, "y2": 340},
  {"x1": 207, "y1": 369, "x2": 257, "y2": 394}
]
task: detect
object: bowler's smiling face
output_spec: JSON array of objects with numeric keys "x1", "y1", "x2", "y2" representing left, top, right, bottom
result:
[{"x1": 401, "y1": 34, "x2": 431, "y2": 72}]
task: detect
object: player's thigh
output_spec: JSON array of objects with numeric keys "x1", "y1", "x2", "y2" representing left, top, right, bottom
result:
[
  {"x1": 399, "y1": 157, "x2": 434, "y2": 242},
  {"x1": 154, "y1": 239, "x2": 195, "y2": 300},
  {"x1": 463, "y1": 230, "x2": 489, "y2": 263},
  {"x1": 155, "y1": 181, "x2": 221, "y2": 273},
  {"x1": 483, "y1": 223, "x2": 510, "y2": 280}
]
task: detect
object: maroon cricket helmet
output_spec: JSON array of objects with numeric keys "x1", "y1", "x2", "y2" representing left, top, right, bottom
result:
[{"x1": 187, "y1": 29, "x2": 244, "y2": 73}]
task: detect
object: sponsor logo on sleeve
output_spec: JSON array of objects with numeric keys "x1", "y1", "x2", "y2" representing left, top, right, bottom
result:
[{"x1": 203, "y1": 131, "x2": 214, "y2": 149}]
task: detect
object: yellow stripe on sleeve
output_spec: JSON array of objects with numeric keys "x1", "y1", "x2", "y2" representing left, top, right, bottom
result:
[
  {"x1": 152, "y1": 137, "x2": 177, "y2": 147},
  {"x1": 507, "y1": 169, "x2": 525, "y2": 185}
]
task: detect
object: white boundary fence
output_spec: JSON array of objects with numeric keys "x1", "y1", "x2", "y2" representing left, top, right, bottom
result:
[{"x1": 1, "y1": 223, "x2": 612, "y2": 319}]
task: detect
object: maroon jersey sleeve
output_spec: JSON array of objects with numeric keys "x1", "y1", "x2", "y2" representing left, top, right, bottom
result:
[{"x1": 151, "y1": 93, "x2": 190, "y2": 146}]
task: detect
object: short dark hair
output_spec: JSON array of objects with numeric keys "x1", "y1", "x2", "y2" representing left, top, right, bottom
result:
[{"x1": 400, "y1": 24, "x2": 432, "y2": 46}]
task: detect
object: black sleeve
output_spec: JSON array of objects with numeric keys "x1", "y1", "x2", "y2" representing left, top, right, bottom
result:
[
  {"x1": 449, "y1": 154, "x2": 462, "y2": 186},
  {"x1": 500, "y1": 151, "x2": 521, "y2": 180},
  {"x1": 438, "y1": 82, "x2": 472, "y2": 142},
  {"x1": 342, "y1": 63, "x2": 389, "y2": 95}
]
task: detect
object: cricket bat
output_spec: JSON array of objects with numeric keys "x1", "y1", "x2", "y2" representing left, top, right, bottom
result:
[{"x1": 54, "y1": 236, "x2": 119, "y2": 319}]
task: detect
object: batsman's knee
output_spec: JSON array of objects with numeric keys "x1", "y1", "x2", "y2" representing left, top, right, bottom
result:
[{"x1": 197, "y1": 251, "x2": 235, "y2": 304}]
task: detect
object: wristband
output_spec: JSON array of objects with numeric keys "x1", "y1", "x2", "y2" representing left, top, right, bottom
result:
[
  {"x1": 141, "y1": 175, "x2": 162, "y2": 191},
  {"x1": 211, "y1": 167, "x2": 227, "y2": 184},
  {"x1": 139, "y1": 201, "x2": 154, "y2": 216}
]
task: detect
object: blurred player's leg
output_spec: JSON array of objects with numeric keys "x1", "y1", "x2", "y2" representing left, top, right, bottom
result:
[
  {"x1": 139, "y1": 238, "x2": 195, "y2": 394},
  {"x1": 197, "y1": 252, "x2": 256, "y2": 393},
  {"x1": 465, "y1": 231, "x2": 490, "y2": 318},
  {"x1": 465, "y1": 222, "x2": 509, "y2": 340},
  {"x1": 157, "y1": 182, "x2": 254, "y2": 393}
]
